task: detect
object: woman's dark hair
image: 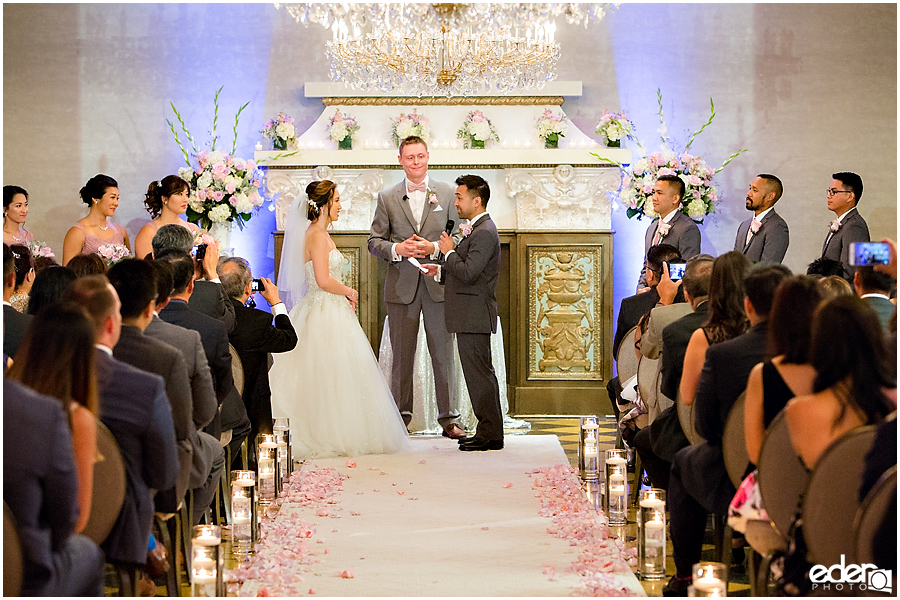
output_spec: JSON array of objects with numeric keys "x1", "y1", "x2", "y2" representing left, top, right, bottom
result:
[
  {"x1": 33, "y1": 255, "x2": 59, "y2": 275},
  {"x1": 809, "y1": 295, "x2": 894, "y2": 429},
  {"x1": 3, "y1": 185, "x2": 28, "y2": 209},
  {"x1": 306, "y1": 180, "x2": 336, "y2": 221},
  {"x1": 703, "y1": 251, "x2": 750, "y2": 344},
  {"x1": 8, "y1": 243, "x2": 33, "y2": 289},
  {"x1": 27, "y1": 266, "x2": 77, "y2": 315},
  {"x1": 6, "y1": 302, "x2": 99, "y2": 420},
  {"x1": 768, "y1": 276, "x2": 822, "y2": 363},
  {"x1": 79, "y1": 174, "x2": 118, "y2": 206},
  {"x1": 66, "y1": 253, "x2": 107, "y2": 277},
  {"x1": 144, "y1": 175, "x2": 190, "y2": 219}
]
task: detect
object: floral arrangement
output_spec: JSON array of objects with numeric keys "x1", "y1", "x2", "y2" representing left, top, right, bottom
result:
[
  {"x1": 193, "y1": 231, "x2": 219, "y2": 250},
  {"x1": 535, "y1": 109, "x2": 568, "y2": 148},
  {"x1": 456, "y1": 110, "x2": 499, "y2": 149},
  {"x1": 594, "y1": 110, "x2": 634, "y2": 148},
  {"x1": 327, "y1": 109, "x2": 360, "y2": 149},
  {"x1": 261, "y1": 112, "x2": 296, "y2": 151},
  {"x1": 97, "y1": 243, "x2": 132, "y2": 265},
  {"x1": 390, "y1": 109, "x2": 431, "y2": 147},
  {"x1": 25, "y1": 240, "x2": 54, "y2": 258},
  {"x1": 592, "y1": 89, "x2": 747, "y2": 223}
]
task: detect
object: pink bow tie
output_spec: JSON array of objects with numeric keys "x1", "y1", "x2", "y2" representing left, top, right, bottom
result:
[{"x1": 407, "y1": 181, "x2": 427, "y2": 193}]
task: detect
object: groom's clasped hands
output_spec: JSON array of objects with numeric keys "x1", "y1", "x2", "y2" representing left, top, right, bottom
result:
[{"x1": 396, "y1": 234, "x2": 435, "y2": 259}]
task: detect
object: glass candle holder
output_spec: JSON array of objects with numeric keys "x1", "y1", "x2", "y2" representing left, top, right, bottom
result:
[
  {"x1": 638, "y1": 488, "x2": 667, "y2": 580},
  {"x1": 273, "y1": 418, "x2": 292, "y2": 482},
  {"x1": 604, "y1": 449, "x2": 628, "y2": 525},
  {"x1": 230, "y1": 470, "x2": 257, "y2": 555},
  {"x1": 578, "y1": 416, "x2": 601, "y2": 481},
  {"x1": 691, "y1": 562, "x2": 728, "y2": 596},
  {"x1": 273, "y1": 430, "x2": 290, "y2": 488},
  {"x1": 256, "y1": 433, "x2": 282, "y2": 498},
  {"x1": 256, "y1": 439, "x2": 277, "y2": 505},
  {"x1": 191, "y1": 524, "x2": 223, "y2": 597}
]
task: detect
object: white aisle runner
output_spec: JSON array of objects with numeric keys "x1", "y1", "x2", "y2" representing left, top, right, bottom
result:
[{"x1": 234, "y1": 436, "x2": 644, "y2": 597}]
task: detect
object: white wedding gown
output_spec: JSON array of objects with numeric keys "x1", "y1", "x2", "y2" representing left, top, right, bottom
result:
[{"x1": 269, "y1": 249, "x2": 412, "y2": 459}]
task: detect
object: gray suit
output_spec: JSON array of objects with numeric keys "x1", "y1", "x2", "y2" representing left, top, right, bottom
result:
[
  {"x1": 443, "y1": 214, "x2": 503, "y2": 442},
  {"x1": 822, "y1": 207, "x2": 870, "y2": 278},
  {"x1": 734, "y1": 209, "x2": 789, "y2": 263},
  {"x1": 863, "y1": 295, "x2": 896, "y2": 331},
  {"x1": 637, "y1": 211, "x2": 702, "y2": 290},
  {"x1": 368, "y1": 177, "x2": 460, "y2": 426},
  {"x1": 641, "y1": 302, "x2": 693, "y2": 360}
]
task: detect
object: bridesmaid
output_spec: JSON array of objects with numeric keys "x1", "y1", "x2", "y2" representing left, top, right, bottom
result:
[
  {"x1": 133, "y1": 175, "x2": 199, "y2": 259},
  {"x1": 62, "y1": 174, "x2": 131, "y2": 266},
  {"x1": 3, "y1": 185, "x2": 34, "y2": 245}
]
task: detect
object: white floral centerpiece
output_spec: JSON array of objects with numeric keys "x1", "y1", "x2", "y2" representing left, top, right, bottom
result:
[
  {"x1": 535, "y1": 109, "x2": 568, "y2": 149},
  {"x1": 97, "y1": 243, "x2": 132, "y2": 266},
  {"x1": 390, "y1": 109, "x2": 431, "y2": 147},
  {"x1": 327, "y1": 109, "x2": 360, "y2": 150},
  {"x1": 593, "y1": 89, "x2": 747, "y2": 223},
  {"x1": 25, "y1": 240, "x2": 54, "y2": 259},
  {"x1": 456, "y1": 110, "x2": 499, "y2": 149},
  {"x1": 594, "y1": 110, "x2": 634, "y2": 148},
  {"x1": 261, "y1": 112, "x2": 296, "y2": 151}
]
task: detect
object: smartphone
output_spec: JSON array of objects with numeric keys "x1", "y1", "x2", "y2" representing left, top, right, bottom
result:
[
  {"x1": 849, "y1": 242, "x2": 890, "y2": 267},
  {"x1": 251, "y1": 278, "x2": 265, "y2": 293},
  {"x1": 668, "y1": 262, "x2": 687, "y2": 280},
  {"x1": 192, "y1": 243, "x2": 207, "y2": 262}
]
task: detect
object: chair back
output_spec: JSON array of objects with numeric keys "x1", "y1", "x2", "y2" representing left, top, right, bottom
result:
[
  {"x1": 230, "y1": 344, "x2": 244, "y2": 396},
  {"x1": 615, "y1": 325, "x2": 639, "y2": 382},
  {"x1": 852, "y1": 465, "x2": 897, "y2": 566},
  {"x1": 802, "y1": 425, "x2": 877, "y2": 566},
  {"x1": 756, "y1": 410, "x2": 808, "y2": 538},
  {"x1": 677, "y1": 391, "x2": 705, "y2": 445},
  {"x1": 723, "y1": 392, "x2": 749, "y2": 488},
  {"x1": 3, "y1": 502, "x2": 23, "y2": 597},
  {"x1": 637, "y1": 355, "x2": 660, "y2": 419},
  {"x1": 82, "y1": 419, "x2": 127, "y2": 545}
]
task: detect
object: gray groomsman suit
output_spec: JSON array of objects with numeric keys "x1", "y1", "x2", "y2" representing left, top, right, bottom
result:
[
  {"x1": 821, "y1": 207, "x2": 870, "y2": 278},
  {"x1": 368, "y1": 177, "x2": 461, "y2": 427},
  {"x1": 733, "y1": 209, "x2": 789, "y2": 263},
  {"x1": 637, "y1": 211, "x2": 701, "y2": 290}
]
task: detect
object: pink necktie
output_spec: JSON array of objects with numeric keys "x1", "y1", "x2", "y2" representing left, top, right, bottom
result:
[{"x1": 407, "y1": 181, "x2": 427, "y2": 193}]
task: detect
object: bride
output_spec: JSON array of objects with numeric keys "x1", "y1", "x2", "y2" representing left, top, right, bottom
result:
[{"x1": 270, "y1": 180, "x2": 411, "y2": 459}]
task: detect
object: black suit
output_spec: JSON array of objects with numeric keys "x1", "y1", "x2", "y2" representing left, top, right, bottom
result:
[
  {"x1": 669, "y1": 320, "x2": 769, "y2": 576},
  {"x1": 822, "y1": 207, "x2": 870, "y2": 278},
  {"x1": 442, "y1": 214, "x2": 503, "y2": 443},
  {"x1": 94, "y1": 349, "x2": 178, "y2": 566},
  {"x1": 227, "y1": 298, "x2": 298, "y2": 442},
  {"x1": 189, "y1": 279, "x2": 236, "y2": 333},
  {"x1": 3, "y1": 302, "x2": 31, "y2": 357}
]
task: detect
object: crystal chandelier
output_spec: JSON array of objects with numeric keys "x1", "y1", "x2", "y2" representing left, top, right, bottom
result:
[{"x1": 276, "y1": 3, "x2": 619, "y2": 97}]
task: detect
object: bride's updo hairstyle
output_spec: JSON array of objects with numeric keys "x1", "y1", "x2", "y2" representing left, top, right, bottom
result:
[
  {"x1": 306, "y1": 180, "x2": 336, "y2": 221},
  {"x1": 144, "y1": 175, "x2": 190, "y2": 219}
]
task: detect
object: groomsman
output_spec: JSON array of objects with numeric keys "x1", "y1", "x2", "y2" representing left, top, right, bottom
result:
[
  {"x1": 637, "y1": 175, "x2": 701, "y2": 291},
  {"x1": 821, "y1": 171, "x2": 870, "y2": 278},
  {"x1": 733, "y1": 174, "x2": 789, "y2": 263}
]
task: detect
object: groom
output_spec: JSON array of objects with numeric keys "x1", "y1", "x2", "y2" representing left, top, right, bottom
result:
[
  {"x1": 368, "y1": 136, "x2": 465, "y2": 439},
  {"x1": 424, "y1": 175, "x2": 503, "y2": 451}
]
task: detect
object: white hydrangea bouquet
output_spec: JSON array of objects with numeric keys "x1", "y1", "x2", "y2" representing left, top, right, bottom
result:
[
  {"x1": 592, "y1": 89, "x2": 747, "y2": 223},
  {"x1": 456, "y1": 110, "x2": 499, "y2": 149},
  {"x1": 390, "y1": 109, "x2": 431, "y2": 147},
  {"x1": 535, "y1": 109, "x2": 568, "y2": 148},
  {"x1": 327, "y1": 109, "x2": 360, "y2": 150},
  {"x1": 261, "y1": 112, "x2": 296, "y2": 151},
  {"x1": 594, "y1": 110, "x2": 634, "y2": 148}
]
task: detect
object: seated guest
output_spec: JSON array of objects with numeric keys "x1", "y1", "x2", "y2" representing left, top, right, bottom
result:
[
  {"x1": 8, "y1": 243, "x2": 34, "y2": 312},
  {"x1": 26, "y1": 266, "x2": 76, "y2": 315},
  {"x1": 3, "y1": 185, "x2": 34, "y2": 245},
  {"x1": 152, "y1": 224, "x2": 234, "y2": 331},
  {"x1": 680, "y1": 251, "x2": 752, "y2": 405},
  {"x1": 744, "y1": 276, "x2": 821, "y2": 464},
  {"x1": 107, "y1": 258, "x2": 222, "y2": 524},
  {"x1": 852, "y1": 266, "x2": 896, "y2": 330},
  {"x1": 62, "y1": 174, "x2": 131, "y2": 267},
  {"x1": 859, "y1": 414, "x2": 896, "y2": 572},
  {"x1": 218, "y1": 256, "x2": 297, "y2": 445},
  {"x1": 7, "y1": 303, "x2": 100, "y2": 534},
  {"x1": 664, "y1": 264, "x2": 791, "y2": 596},
  {"x1": 33, "y1": 255, "x2": 58, "y2": 275},
  {"x1": 133, "y1": 175, "x2": 200, "y2": 260},
  {"x1": 634, "y1": 254, "x2": 714, "y2": 491},
  {"x1": 734, "y1": 174, "x2": 789, "y2": 263},
  {"x1": 66, "y1": 252, "x2": 107, "y2": 277},
  {"x1": 820, "y1": 171, "x2": 870, "y2": 279},
  {"x1": 805, "y1": 256, "x2": 846, "y2": 279},
  {"x1": 816, "y1": 274, "x2": 854, "y2": 299},
  {"x1": 62, "y1": 275, "x2": 179, "y2": 570},
  {"x1": 3, "y1": 243, "x2": 32, "y2": 356},
  {"x1": 3, "y1": 378, "x2": 105, "y2": 596}
]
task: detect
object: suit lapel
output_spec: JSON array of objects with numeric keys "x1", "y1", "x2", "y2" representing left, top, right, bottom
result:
[{"x1": 394, "y1": 181, "x2": 419, "y2": 233}]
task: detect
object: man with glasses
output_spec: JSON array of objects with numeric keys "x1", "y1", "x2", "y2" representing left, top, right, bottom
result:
[{"x1": 821, "y1": 171, "x2": 870, "y2": 278}]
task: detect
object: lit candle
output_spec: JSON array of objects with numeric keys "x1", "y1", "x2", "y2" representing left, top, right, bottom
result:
[
  {"x1": 255, "y1": 142, "x2": 262, "y2": 151},
  {"x1": 382, "y1": 141, "x2": 390, "y2": 149},
  {"x1": 579, "y1": 140, "x2": 588, "y2": 149},
  {"x1": 317, "y1": 141, "x2": 325, "y2": 150},
  {"x1": 234, "y1": 477, "x2": 254, "y2": 487},
  {"x1": 193, "y1": 534, "x2": 220, "y2": 547},
  {"x1": 501, "y1": 140, "x2": 508, "y2": 149},
  {"x1": 609, "y1": 473, "x2": 626, "y2": 496},
  {"x1": 232, "y1": 515, "x2": 252, "y2": 526},
  {"x1": 193, "y1": 555, "x2": 216, "y2": 570},
  {"x1": 524, "y1": 140, "x2": 532, "y2": 148},
  {"x1": 364, "y1": 140, "x2": 371, "y2": 150},
  {"x1": 693, "y1": 576, "x2": 725, "y2": 593}
]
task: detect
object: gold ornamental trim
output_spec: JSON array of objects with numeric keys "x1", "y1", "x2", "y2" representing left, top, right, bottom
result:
[
  {"x1": 323, "y1": 96, "x2": 564, "y2": 106},
  {"x1": 265, "y1": 163, "x2": 616, "y2": 171}
]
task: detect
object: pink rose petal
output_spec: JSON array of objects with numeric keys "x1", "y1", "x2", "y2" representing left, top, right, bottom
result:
[
  {"x1": 308, "y1": 589, "x2": 316, "y2": 595},
  {"x1": 316, "y1": 508, "x2": 329, "y2": 517},
  {"x1": 481, "y1": 526, "x2": 490, "y2": 531},
  {"x1": 418, "y1": 459, "x2": 426, "y2": 464},
  {"x1": 340, "y1": 569, "x2": 355, "y2": 579},
  {"x1": 502, "y1": 482, "x2": 513, "y2": 488},
  {"x1": 345, "y1": 460, "x2": 357, "y2": 468}
]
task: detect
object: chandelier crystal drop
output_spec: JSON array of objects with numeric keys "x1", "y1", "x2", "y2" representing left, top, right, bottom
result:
[{"x1": 276, "y1": 3, "x2": 619, "y2": 97}]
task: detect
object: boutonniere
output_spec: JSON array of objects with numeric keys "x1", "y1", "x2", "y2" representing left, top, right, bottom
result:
[
  {"x1": 829, "y1": 219, "x2": 841, "y2": 233},
  {"x1": 428, "y1": 191, "x2": 438, "y2": 204},
  {"x1": 749, "y1": 219, "x2": 761, "y2": 235},
  {"x1": 657, "y1": 221, "x2": 671, "y2": 238},
  {"x1": 460, "y1": 223, "x2": 473, "y2": 238}
]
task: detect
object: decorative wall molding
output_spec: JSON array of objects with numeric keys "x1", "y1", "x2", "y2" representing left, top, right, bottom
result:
[
  {"x1": 508, "y1": 166, "x2": 618, "y2": 230},
  {"x1": 323, "y1": 96, "x2": 564, "y2": 106},
  {"x1": 271, "y1": 167, "x2": 383, "y2": 232}
]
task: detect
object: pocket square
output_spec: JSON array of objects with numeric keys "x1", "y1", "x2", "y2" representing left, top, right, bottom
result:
[{"x1": 432, "y1": 205, "x2": 444, "y2": 212}]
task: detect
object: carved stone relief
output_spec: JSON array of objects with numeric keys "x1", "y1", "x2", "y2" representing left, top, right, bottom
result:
[
  {"x1": 270, "y1": 167, "x2": 383, "y2": 232},
  {"x1": 507, "y1": 165, "x2": 619, "y2": 230}
]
